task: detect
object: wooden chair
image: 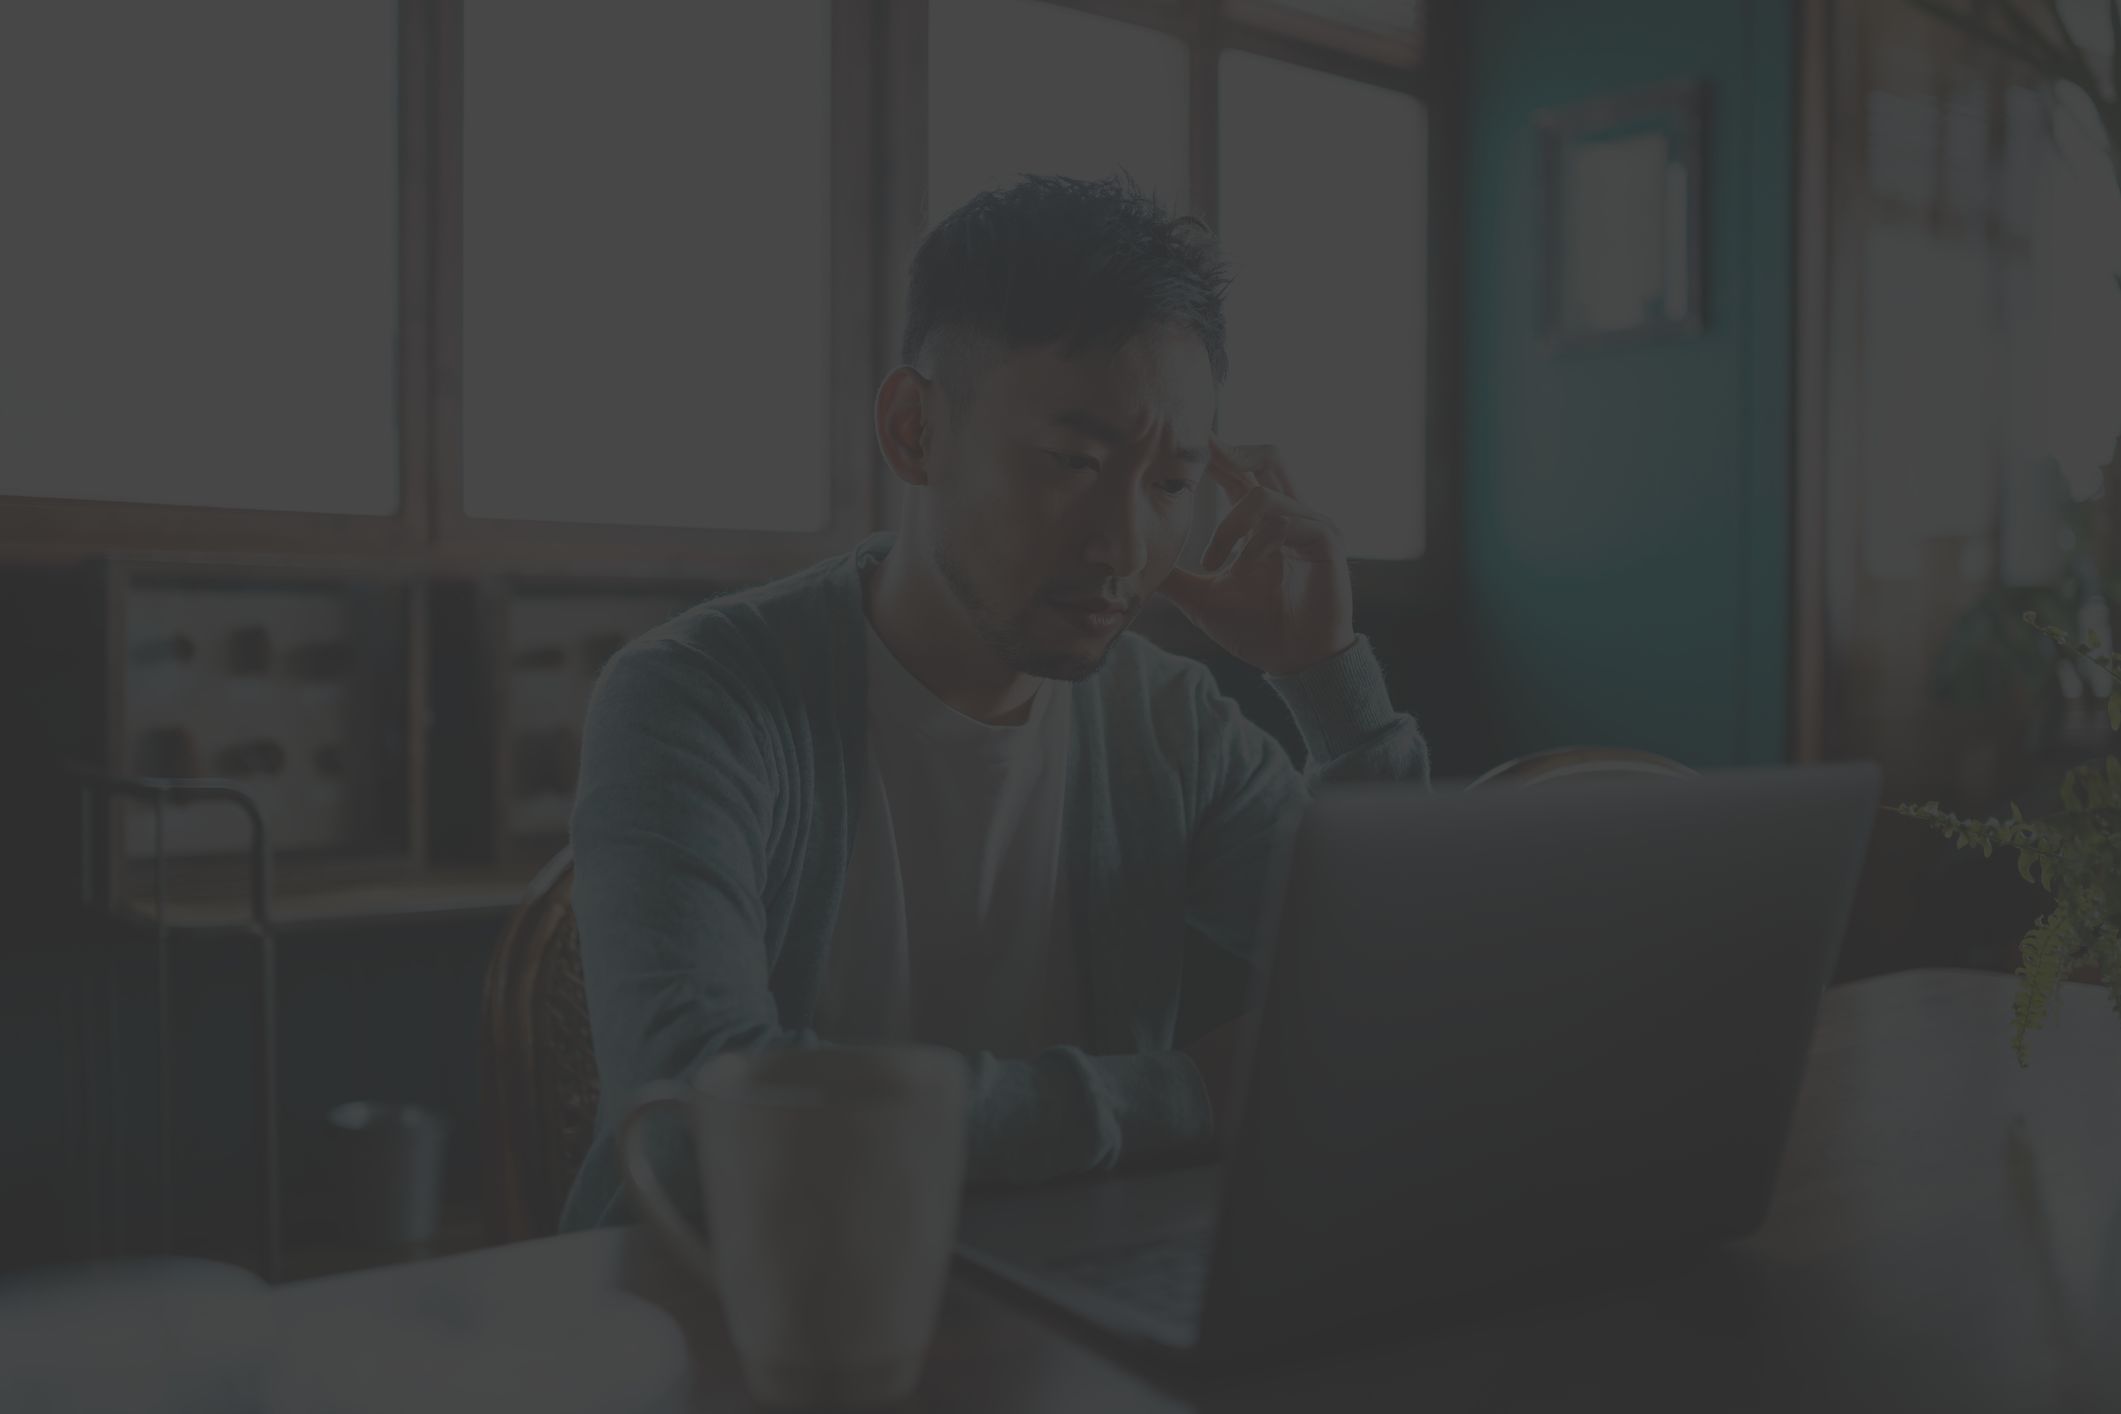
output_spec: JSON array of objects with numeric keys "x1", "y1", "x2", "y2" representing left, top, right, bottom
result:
[
  {"x1": 1467, "y1": 745, "x2": 1696, "y2": 790},
  {"x1": 479, "y1": 847, "x2": 600, "y2": 1244}
]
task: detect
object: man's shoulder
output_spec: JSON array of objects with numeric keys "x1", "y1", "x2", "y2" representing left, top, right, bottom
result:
[
  {"x1": 593, "y1": 545, "x2": 863, "y2": 717},
  {"x1": 668, "y1": 552, "x2": 844, "y2": 642}
]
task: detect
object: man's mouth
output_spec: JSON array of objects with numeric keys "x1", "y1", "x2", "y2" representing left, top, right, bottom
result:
[{"x1": 1046, "y1": 594, "x2": 1131, "y2": 631}]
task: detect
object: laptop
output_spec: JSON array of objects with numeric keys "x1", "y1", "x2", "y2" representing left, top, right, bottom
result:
[{"x1": 955, "y1": 763, "x2": 1882, "y2": 1366}]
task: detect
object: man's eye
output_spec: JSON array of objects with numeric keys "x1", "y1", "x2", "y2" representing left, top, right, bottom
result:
[
  {"x1": 1048, "y1": 451, "x2": 1098, "y2": 472},
  {"x1": 1156, "y1": 478, "x2": 1196, "y2": 497}
]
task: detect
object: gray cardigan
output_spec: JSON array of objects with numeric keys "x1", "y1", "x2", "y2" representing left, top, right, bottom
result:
[{"x1": 559, "y1": 532, "x2": 1429, "y2": 1230}]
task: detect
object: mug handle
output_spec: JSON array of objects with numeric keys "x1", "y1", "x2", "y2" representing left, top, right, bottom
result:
[{"x1": 618, "y1": 1080, "x2": 714, "y2": 1282}]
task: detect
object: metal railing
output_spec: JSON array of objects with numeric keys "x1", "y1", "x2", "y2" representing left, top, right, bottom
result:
[{"x1": 63, "y1": 766, "x2": 281, "y2": 1282}]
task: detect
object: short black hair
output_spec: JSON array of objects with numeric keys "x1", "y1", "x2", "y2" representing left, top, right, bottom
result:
[{"x1": 899, "y1": 173, "x2": 1233, "y2": 400}]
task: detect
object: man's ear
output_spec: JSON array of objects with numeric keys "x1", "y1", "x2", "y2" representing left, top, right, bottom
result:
[{"x1": 874, "y1": 366, "x2": 937, "y2": 488}]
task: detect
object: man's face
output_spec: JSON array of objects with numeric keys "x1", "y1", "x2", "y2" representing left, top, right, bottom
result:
[{"x1": 919, "y1": 324, "x2": 1217, "y2": 680}]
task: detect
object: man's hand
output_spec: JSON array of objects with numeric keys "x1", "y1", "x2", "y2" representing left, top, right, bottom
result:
[
  {"x1": 1158, "y1": 440, "x2": 1356, "y2": 678},
  {"x1": 1182, "y1": 1012, "x2": 1260, "y2": 1133}
]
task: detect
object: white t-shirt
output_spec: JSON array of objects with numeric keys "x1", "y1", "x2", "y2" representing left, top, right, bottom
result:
[{"x1": 815, "y1": 615, "x2": 1082, "y2": 1057}]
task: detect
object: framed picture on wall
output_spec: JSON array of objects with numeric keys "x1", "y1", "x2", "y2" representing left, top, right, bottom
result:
[{"x1": 1536, "y1": 79, "x2": 1707, "y2": 353}]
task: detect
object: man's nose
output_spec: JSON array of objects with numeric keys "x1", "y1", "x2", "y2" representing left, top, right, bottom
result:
[{"x1": 1081, "y1": 473, "x2": 1151, "y2": 584}]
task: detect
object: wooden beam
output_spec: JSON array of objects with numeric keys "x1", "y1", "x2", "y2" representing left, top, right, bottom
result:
[
  {"x1": 1222, "y1": 0, "x2": 1423, "y2": 71},
  {"x1": 873, "y1": 0, "x2": 930, "y2": 531},
  {"x1": 398, "y1": 0, "x2": 438, "y2": 546},
  {"x1": 428, "y1": 0, "x2": 466, "y2": 547},
  {"x1": 1191, "y1": 0, "x2": 1221, "y2": 224},
  {"x1": 832, "y1": 0, "x2": 885, "y2": 540},
  {"x1": 1419, "y1": 0, "x2": 1466, "y2": 602},
  {"x1": 1036, "y1": 0, "x2": 1196, "y2": 39},
  {"x1": 1218, "y1": 18, "x2": 1425, "y2": 93},
  {"x1": 1792, "y1": 0, "x2": 1834, "y2": 764}
]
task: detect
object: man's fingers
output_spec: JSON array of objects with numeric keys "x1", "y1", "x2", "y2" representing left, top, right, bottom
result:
[
  {"x1": 1254, "y1": 450, "x2": 1295, "y2": 499},
  {"x1": 1205, "y1": 440, "x2": 1258, "y2": 497},
  {"x1": 1160, "y1": 565, "x2": 1213, "y2": 603},
  {"x1": 1272, "y1": 508, "x2": 1344, "y2": 556},
  {"x1": 1211, "y1": 438, "x2": 1295, "y2": 498},
  {"x1": 1237, "y1": 518, "x2": 1291, "y2": 566},
  {"x1": 1240, "y1": 511, "x2": 1334, "y2": 568},
  {"x1": 1159, "y1": 565, "x2": 1231, "y2": 617},
  {"x1": 1203, "y1": 491, "x2": 1331, "y2": 572},
  {"x1": 1200, "y1": 485, "x2": 1273, "y2": 570}
]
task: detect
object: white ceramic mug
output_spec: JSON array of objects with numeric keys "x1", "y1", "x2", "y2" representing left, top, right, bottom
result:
[{"x1": 619, "y1": 1045, "x2": 969, "y2": 1409}]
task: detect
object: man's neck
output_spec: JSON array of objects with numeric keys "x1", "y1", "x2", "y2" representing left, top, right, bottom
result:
[{"x1": 865, "y1": 543, "x2": 1042, "y2": 726}]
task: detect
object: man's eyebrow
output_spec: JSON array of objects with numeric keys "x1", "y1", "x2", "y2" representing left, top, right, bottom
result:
[
  {"x1": 1050, "y1": 408, "x2": 1208, "y2": 465},
  {"x1": 1049, "y1": 408, "x2": 1126, "y2": 442}
]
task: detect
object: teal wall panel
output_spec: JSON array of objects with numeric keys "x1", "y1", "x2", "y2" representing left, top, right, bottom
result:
[{"x1": 1464, "y1": 0, "x2": 1795, "y2": 767}]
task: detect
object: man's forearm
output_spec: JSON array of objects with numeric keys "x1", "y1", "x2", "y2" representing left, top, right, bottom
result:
[{"x1": 963, "y1": 1046, "x2": 1212, "y2": 1187}]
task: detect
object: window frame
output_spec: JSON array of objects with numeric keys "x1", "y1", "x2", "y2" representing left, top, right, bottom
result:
[
  {"x1": 0, "y1": 0, "x2": 439, "y2": 566},
  {"x1": 425, "y1": 0, "x2": 885, "y2": 581},
  {"x1": 0, "y1": 0, "x2": 1461, "y2": 606}
]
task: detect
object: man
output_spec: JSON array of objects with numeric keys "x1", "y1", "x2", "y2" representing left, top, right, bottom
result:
[{"x1": 560, "y1": 174, "x2": 1429, "y2": 1230}]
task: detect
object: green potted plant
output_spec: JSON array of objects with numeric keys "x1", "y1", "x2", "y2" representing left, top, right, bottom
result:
[
  {"x1": 1895, "y1": 0, "x2": 2121, "y2": 1059},
  {"x1": 1897, "y1": 614, "x2": 2121, "y2": 1058}
]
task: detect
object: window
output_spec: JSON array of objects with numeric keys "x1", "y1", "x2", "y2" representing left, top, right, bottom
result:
[
  {"x1": 928, "y1": 0, "x2": 1192, "y2": 222},
  {"x1": 1, "y1": 2, "x2": 400, "y2": 515},
  {"x1": 1851, "y1": 21, "x2": 2121, "y2": 580},
  {"x1": 1810, "y1": 0, "x2": 2121, "y2": 794},
  {"x1": 462, "y1": 1, "x2": 834, "y2": 533},
  {"x1": 1, "y1": 1, "x2": 1441, "y2": 576},
  {"x1": 1218, "y1": 51, "x2": 1428, "y2": 560},
  {"x1": 924, "y1": 0, "x2": 1433, "y2": 562}
]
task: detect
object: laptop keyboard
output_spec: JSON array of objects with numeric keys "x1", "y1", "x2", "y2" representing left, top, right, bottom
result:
[{"x1": 1044, "y1": 1230, "x2": 1215, "y2": 1326}]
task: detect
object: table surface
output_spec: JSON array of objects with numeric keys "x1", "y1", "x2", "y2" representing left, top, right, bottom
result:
[{"x1": 271, "y1": 969, "x2": 2121, "y2": 1412}]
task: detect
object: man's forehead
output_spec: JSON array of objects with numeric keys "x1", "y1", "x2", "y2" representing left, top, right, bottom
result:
[{"x1": 998, "y1": 335, "x2": 1216, "y2": 426}]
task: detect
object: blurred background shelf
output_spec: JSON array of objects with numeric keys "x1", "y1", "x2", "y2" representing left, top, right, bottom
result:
[{"x1": 116, "y1": 868, "x2": 539, "y2": 934}]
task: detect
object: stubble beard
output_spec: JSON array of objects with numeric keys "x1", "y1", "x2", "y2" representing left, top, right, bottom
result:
[{"x1": 931, "y1": 538, "x2": 1119, "y2": 682}]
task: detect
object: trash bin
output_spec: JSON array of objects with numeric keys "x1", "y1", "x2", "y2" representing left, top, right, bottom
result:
[{"x1": 326, "y1": 1102, "x2": 451, "y2": 1250}]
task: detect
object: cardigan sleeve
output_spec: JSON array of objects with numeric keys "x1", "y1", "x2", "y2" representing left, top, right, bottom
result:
[{"x1": 1183, "y1": 634, "x2": 1431, "y2": 974}]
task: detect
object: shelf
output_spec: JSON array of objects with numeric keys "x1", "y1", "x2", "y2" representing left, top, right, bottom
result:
[{"x1": 114, "y1": 868, "x2": 536, "y2": 932}]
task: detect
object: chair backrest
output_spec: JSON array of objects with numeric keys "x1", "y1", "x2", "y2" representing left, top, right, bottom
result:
[
  {"x1": 1466, "y1": 746, "x2": 1697, "y2": 790},
  {"x1": 478, "y1": 847, "x2": 600, "y2": 1244}
]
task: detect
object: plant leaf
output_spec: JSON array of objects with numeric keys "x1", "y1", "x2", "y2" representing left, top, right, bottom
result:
[{"x1": 2011, "y1": 904, "x2": 2081, "y2": 1064}]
